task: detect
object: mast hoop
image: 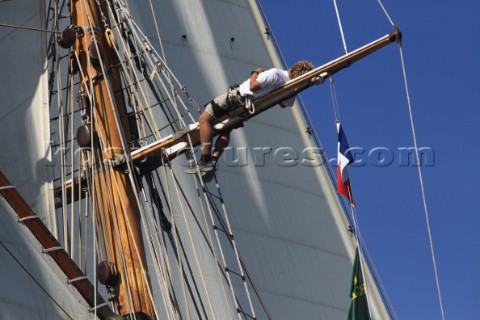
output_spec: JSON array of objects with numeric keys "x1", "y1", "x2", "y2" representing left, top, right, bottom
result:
[
  {"x1": 88, "y1": 302, "x2": 110, "y2": 312},
  {"x1": 67, "y1": 275, "x2": 89, "y2": 284},
  {"x1": 42, "y1": 246, "x2": 63, "y2": 253},
  {"x1": 17, "y1": 215, "x2": 40, "y2": 223}
]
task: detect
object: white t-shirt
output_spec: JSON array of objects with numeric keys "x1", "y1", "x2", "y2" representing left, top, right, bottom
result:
[
  {"x1": 239, "y1": 68, "x2": 295, "y2": 108},
  {"x1": 239, "y1": 68, "x2": 290, "y2": 98}
]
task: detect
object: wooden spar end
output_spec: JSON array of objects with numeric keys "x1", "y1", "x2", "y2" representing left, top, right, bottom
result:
[{"x1": 389, "y1": 25, "x2": 402, "y2": 47}]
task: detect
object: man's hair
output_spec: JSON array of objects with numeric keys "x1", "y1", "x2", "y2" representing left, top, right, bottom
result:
[{"x1": 290, "y1": 60, "x2": 314, "y2": 79}]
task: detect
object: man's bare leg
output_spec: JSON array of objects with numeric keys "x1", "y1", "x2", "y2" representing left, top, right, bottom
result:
[
  {"x1": 212, "y1": 131, "x2": 231, "y2": 161},
  {"x1": 185, "y1": 112, "x2": 216, "y2": 174},
  {"x1": 199, "y1": 111, "x2": 214, "y2": 159}
]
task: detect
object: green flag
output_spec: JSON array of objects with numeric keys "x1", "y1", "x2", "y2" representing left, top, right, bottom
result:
[{"x1": 348, "y1": 247, "x2": 371, "y2": 320}]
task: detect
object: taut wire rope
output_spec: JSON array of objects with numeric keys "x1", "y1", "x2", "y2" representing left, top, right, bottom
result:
[
  {"x1": 0, "y1": 22, "x2": 61, "y2": 33},
  {"x1": 190, "y1": 174, "x2": 236, "y2": 320},
  {"x1": 161, "y1": 161, "x2": 192, "y2": 320},
  {"x1": 399, "y1": 46, "x2": 445, "y2": 320},
  {"x1": 374, "y1": 0, "x2": 445, "y2": 318},
  {"x1": 333, "y1": 0, "x2": 349, "y2": 54},
  {"x1": 329, "y1": 77, "x2": 341, "y2": 122},
  {"x1": 169, "y1": 167, "x2": 218, "y2": 319}
]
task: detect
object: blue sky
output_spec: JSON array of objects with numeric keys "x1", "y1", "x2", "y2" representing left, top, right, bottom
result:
[{"x1": 261, "y1": 0, "x2": 479, "y2": 319}]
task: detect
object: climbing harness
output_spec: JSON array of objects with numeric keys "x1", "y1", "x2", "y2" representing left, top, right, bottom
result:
[{"x1": 244, "y1": 95, "x2": 255, "y2": 114}]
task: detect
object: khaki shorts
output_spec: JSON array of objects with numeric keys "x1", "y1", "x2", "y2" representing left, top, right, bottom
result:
[{"x1": 204, "y1": 87, "x2": 244, "y2": 119}]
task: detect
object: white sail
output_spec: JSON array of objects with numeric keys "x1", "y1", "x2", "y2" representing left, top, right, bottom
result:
[
  {"x1": 0, "y1": 0, "x2": 392, "y2": 319},
  {"x1": 127, "y1": 0, "x2": 390, "y2": 319},
  {"x1": 0, "y1": 1, "x2": 91, "y2": 318},
  {"x1": 0, "y1": 0, "x2": 54, "y2": 222}
]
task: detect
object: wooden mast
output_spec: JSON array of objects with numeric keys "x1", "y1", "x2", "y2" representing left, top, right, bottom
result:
[{"x1": 70, "y1": 1, "x2": 154, "y2": 318}]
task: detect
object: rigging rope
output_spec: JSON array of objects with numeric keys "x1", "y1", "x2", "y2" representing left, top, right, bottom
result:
[
  {"x1": 373, "y1": 1, "x2": 445, "y2": 318},
  {"x1": 191, "y1": 175, "x2": 236, "y2": 320},
  {"x1": 68, "y1": 58, "x2": 76, "y2": 258},
  {"x1": 375, "y1": 0, "x2": 395, "y2": 26},
  {"x1": 103, "y1": 16, "x2": 162, "y2": 140},
  {"x1": 169, "y1": 166, "x2": 217, "y2": 319},
  {"x1": 0, "y1": 22, "x2": 61, "y2": 33},
  {"x1": 328, "y1": 77, "x2": 341, "y2": 122},
  {"x1": 54, "y1": 3, "x2": 70, "y2": 253},
  {"x1": 138, "y1": 189, "x2": 177, "y2": 320},
  {"x1": 370, "y1": 0, "x2": 445, "y2": 317},
  {"x1": 147, "y1": 0, "x2": 180, "y2": 116},
  {"x1": 398, "y1": 46, "x2": 445, "y2": 320},
  {"x1": 332, "y1": 0, "x2": 348, "y2": 54},
  {"x1": 161, "y1": 162, "x2": 192, "y2": 319},
  {"x1": 209, "y1": 175, "x2": 257, "y2": 319}
]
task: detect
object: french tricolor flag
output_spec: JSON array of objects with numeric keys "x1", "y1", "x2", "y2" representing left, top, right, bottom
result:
[{"x1": 337, "y1": 122, "x2": 356, "y2": 207}]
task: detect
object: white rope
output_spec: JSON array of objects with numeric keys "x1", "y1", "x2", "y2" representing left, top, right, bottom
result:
[
  {"x1": 138, "y1": 181, "x2": 177, "y2": 320},
  {"x1": 375, "y1": 0, "x2": 395, "y2": 26},
  {"x1": 68, "y1": 64, "x2": 76, "y2": 258},
  {"x1": 104, "y1": 23, "x2": 162, "y2": 140},
  {"x1": 55, "y1": 9, "x2": 69, "y2": 252},
  {"x1": 0, "y1": 22, "x2": 60, "y2": 33},
  {"x1": 147, "y1": 0, "x2": 180, "y2": 116},
  {"x1": 105, "y1": 4, "x2": 164, "y2": 140},
  {"x1": 189, "y1": 164, "x2": 248, "y2": 319},
  {"x1": 333, "y1": 0, "x2": 349, "y2": 54},
  {"x1": 78, "y1": 1, "x2": 99, "y2": 317},
  {"x1": 182, "y1": 130, "x2": 245, "y2": 319},
  {"x1": 114, "y1": 0, "x2": 200, "y2": 125},
  {"x1": 161, "y1": 162, "x2": 192, "y2": 320},
  {"x1": 191, "y1": 175, "x2": 236, "y2": 320},
  {"x1": 211, "y1": 175, "x2": 257, "y2": 319},
  {"x1": 148, "y1": 0, "x2": 167, "y2": 65},
  {"x1": 398, "y1": 46, "x2": 445, "y2": 320},
  {"x1": 170, "y1": 168, "x2": 217, "y2": 320},
  {"x1": 151, "y1": 172, "x2": 183, "y2": 320},
  {"x1": 140, "y1": 174, "x2": 178, "y2": 320}
]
